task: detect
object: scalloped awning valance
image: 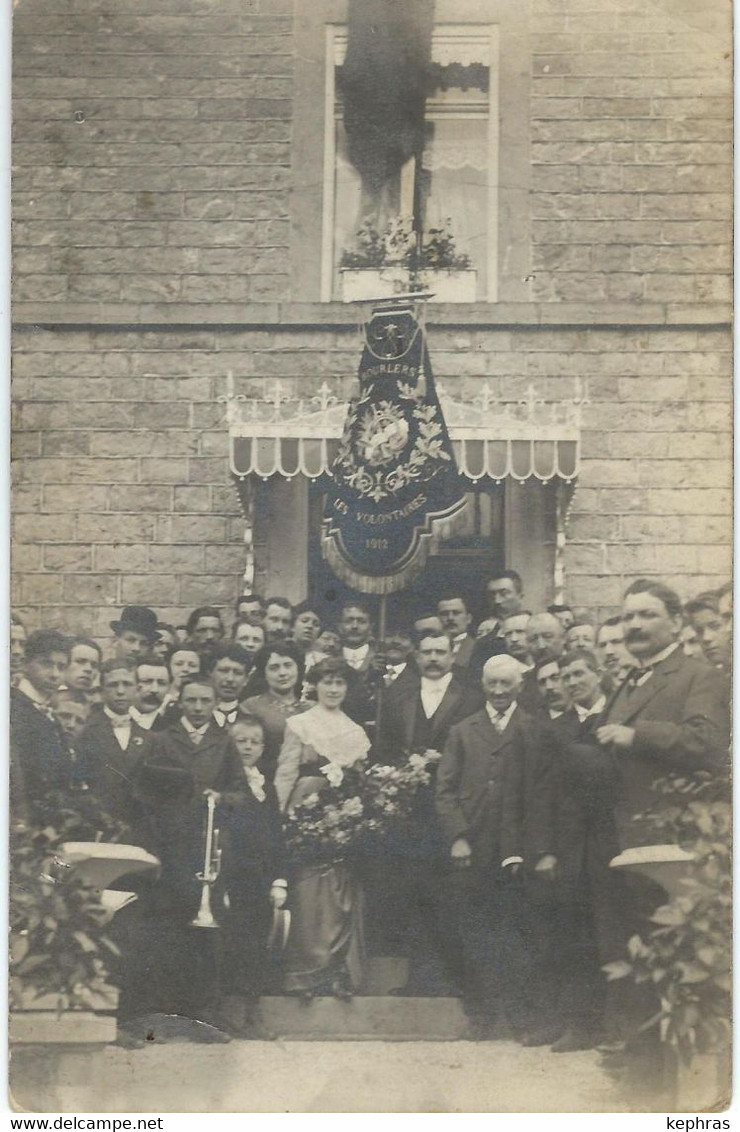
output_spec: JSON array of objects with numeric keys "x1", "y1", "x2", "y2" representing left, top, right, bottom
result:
[{"x1": 226, "y1": 379, "x2": 584, "y2": 485}]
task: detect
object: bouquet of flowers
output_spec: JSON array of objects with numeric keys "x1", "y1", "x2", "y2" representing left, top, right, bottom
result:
[{"x1": 284, "y1": 750, "x2": 441, "y2": 866}]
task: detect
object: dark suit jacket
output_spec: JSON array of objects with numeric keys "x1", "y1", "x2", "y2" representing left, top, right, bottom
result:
[
  {"x1": 10, "y1": 687, "x2": 73, "y2": 819},
  {"x1": 219, "y1": 778, "x2": 286, "y2": 895},
  {"x1": 341, "y1": 643, "x2": 379, "y2": 727},
  {"x1": 548, "y1": 711, "x2": 620, "y2": 897},
  {"x1": 517, "y1": 667, "x2": 548, "y2": 717},
  {"x1": 135, "y1": 721, "x2": 248, "y2": 913},
  {"x1": 77, "y1": 712, "x2": 153, "y2": 831},
  {"x1": 373, "y1": 671, "x2": 483, "y2": 765},
  {"x1": 468, "y1": 630, "x2": 508, "y2": 685},
  {"x1": 436, "y1": 705, "x2": 556, "y2": 870},
  {"x1": 141, "y1": 720, "x2": 246, "y2": 800},
  {"x1": 601, "y1": 648, "x2": 729, "y2": 847}
]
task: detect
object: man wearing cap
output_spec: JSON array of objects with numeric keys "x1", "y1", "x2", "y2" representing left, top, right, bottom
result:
[
  {"x1": 108, "y1": 606, "x2": 160, "y2": 663},
  {"x1": 436, "y1": 654, "x2": 559, "y2": 1042}
]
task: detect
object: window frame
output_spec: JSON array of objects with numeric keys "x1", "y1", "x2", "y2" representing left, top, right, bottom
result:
[
  {"x1": 321, "y1": 23, "x2": 500, "y2": 303},
  {"x1": 290, "y1": 0, "x2": 531, "y2": 305}
]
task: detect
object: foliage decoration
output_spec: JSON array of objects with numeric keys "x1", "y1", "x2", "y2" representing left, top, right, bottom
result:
[
  {"x1": 10, "y1": 791, "x2": 126, "y2": 1014},
  {"x1": 603, "y1": 772, "x2": 731, "y2": 1065},
  {"x1": 284, "y1": 750, "x2": 441, "y2": 865},
  {"x1": 340, "y1": 217, "x2": 471, "y2": 272}
]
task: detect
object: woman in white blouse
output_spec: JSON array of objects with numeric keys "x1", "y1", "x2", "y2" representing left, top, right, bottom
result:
[{"x1": 275, "y1": 657, "x2": 370, "y2": 999}]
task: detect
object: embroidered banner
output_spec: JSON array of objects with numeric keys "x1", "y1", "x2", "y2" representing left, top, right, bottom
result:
[{"x1": 321, "y1": 306, "x2": 467, "y2": 594}]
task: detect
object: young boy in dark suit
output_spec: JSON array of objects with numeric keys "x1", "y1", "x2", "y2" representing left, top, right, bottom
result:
[{"x1": 217, "y1": 714, "x2": 287, "y2": 1037}]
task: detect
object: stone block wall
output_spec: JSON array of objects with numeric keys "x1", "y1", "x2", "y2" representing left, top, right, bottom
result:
[
  {"x1": 530, "y1": 0, "x2": 732, "y2": 307},
  {"x1": 11, "y1": 0, "x2": 732, "y2": 637},
  {"x1": 12, "y1": 321, "x2": 732, "y2": 635},
  {"x1": 13, "y1": 0, "x2": 293, "y2": 308}
]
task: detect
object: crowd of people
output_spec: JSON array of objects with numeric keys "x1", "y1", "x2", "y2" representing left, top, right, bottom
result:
[{"x1": 9, "y1": 570, "x2": 731, "y2": 1049}]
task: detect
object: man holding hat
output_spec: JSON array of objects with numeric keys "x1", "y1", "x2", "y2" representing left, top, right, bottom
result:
[{"x1": 108, "y1": 606, "x2": 160, "y2": 662}]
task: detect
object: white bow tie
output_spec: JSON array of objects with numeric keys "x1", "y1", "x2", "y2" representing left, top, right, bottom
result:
[{"x1": 214, "y1": 704, "x2": 240, "y2": 727}]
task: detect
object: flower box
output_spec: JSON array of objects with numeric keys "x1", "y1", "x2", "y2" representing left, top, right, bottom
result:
[{"x1": 341, "y1": 268, "x2": 477, "y2": 304}]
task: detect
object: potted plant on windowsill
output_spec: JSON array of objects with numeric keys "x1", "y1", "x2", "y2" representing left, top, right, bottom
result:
[{"x1": 340, "y1": 216, "x2": 477, "y2": 303}]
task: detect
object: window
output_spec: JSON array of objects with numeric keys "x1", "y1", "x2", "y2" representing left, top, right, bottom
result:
[
  {"x1": 289, "y1": 0, "x2": 530, "y2": 304},
  {"x1": 321, "y1": 25, "x2": 499, "y2": 302}
]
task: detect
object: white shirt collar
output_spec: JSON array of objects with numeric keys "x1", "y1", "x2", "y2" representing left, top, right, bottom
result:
[
  {"x1": 633, "y1": 641, "x2": 679, "y2": 671},
  {"x1": 419, "y1": 672, "x2": 453, "y2": 717},
  {"x1": 104, "y1": 705, "x2": 132, "y2": 727},
  {"x1": 17, "y1": 677, "x2": 48, "y2": 707},
  {"x1": 130, "y1": 706, "x2": 160, "y2": 729},
  {"x1": 485, "y1": 701, "x2": 517, "y2": 730},
  {"x1": 343, "y1": 643, "x2": 370, "y2": 657},
  {"x1": 181, "y1": 716, "x2": 210, "y2": 736},
  {"x1": 574, "y1": 695, "x2": 606, "y2": 721}
]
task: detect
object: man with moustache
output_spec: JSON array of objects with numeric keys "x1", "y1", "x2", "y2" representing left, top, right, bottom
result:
[
  {"x1": 235, "y1": 593, "x2": 265, "y2": 626},
  {"x1": 595, "y1": 578, "x2": 728, "y2": 850},
  {"x1": 262, "y1": 597, "x2": 293, "y2": 644},
  {"x1": 437, "y1": 593, "x2": 476, "y2": 675},
  {"x1": 516, "y1": 612, "x2": 567, "y2": 716},
  {"x1": 131, "y1": 657, "x2": 176, "y2": 732},
  {"x1": 572, "y1": 580, "x2": 729, "y2": 1044},
  {"x1": 500, "y1": 611, "x2": 532, "y2": 666},
  {"x1": 535, "y1": 655, "x2": 572, "y2": 724},
  {"x1": 565, "y1": 621, "x2": 597, "y2": 653},
  {"x1": 207, "y1": 644, "x2": 252, "y2": 726},
  {"x1": 186, "y1": 607, "x2": 225, "y2": 656},
  {"x1": 373, "y1": 630, "x2": 482, "y2": 993}
]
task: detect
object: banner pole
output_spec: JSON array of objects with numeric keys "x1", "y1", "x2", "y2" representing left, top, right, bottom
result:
[{"x1": 378, "y1": 592, "x2": 388, "y2": 641}]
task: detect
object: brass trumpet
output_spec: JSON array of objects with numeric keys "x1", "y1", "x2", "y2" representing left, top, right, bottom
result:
[{"x1": 191, "y1": 791, "x2": 222, "y2": 929}]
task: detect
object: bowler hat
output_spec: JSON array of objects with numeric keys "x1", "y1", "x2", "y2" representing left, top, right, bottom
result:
[{"x1": 110, "y1": 606, "x2": 159, "y2": 642}]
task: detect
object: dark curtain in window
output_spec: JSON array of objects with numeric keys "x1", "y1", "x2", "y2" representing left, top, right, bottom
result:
[{"x1": 340, "y1": 0, "x2": 434, "y2": 199}]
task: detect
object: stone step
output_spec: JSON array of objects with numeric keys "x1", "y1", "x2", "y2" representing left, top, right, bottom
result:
[
  {"x1": 359, "y1": 956, "x2": 409, "y2": 995},
  {"x1": 259, "y1": 995, "x2": 469, "y2": 1040}
]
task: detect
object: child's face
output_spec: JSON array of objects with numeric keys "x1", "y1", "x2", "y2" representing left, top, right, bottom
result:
[
  {"x1": 231, "y1": 724, "x2": 265, "y2": 767},
  {"x1": 54, "y1": 700, "x2": 90, "y2": 741}
]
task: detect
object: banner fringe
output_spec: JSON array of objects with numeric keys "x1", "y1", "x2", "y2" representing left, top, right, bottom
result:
[{"x1": 321, "y1": 495, "x2": 469, "y2": 595}]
